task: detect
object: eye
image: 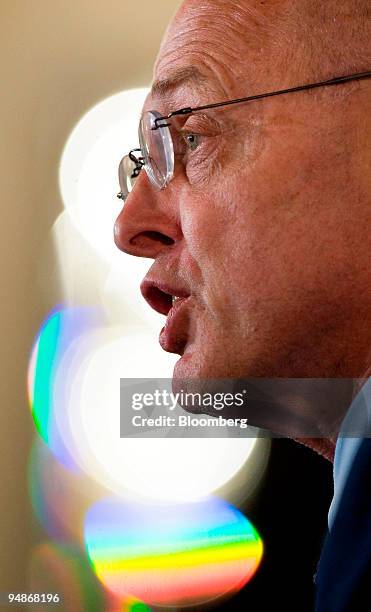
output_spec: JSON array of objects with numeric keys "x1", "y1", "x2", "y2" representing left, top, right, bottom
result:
[{"x1": 182, "y1": 132, "x2": 200, "y2": 151}]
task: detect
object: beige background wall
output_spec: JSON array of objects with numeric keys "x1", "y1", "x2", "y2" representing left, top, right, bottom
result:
[{"x1": 0, "y1": 0, "x2": 181, "y2": 592}]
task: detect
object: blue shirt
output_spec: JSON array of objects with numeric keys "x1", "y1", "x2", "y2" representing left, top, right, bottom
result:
[{"x1": 328, "y1": 377, "x2": 371, "y2": 529}]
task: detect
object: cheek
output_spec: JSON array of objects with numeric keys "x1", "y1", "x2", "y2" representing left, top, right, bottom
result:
[
  {"x1": 178, "y1": 167, "x2": 325, "y2": 340},
  {"x1": 179, "y1": 183, "x2": 268, "y2": 324}
]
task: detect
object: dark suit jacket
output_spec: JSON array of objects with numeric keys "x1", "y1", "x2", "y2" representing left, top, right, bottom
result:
[{"x1": 315, "y1": 438, "x2": 371, "y2": 611}]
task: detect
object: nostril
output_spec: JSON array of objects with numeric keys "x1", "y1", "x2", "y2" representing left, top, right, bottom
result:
[{"x1": 130, "y1": 231, "x2": 174, "y2": 248}]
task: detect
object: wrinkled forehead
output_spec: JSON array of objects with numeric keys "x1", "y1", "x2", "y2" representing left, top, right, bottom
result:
[
  {"x1": 155, "y1": 0, "x2": 276, "y2": 71},
  {"x1": 147, "y1": 0, "x2": 278, "y2": 112}
]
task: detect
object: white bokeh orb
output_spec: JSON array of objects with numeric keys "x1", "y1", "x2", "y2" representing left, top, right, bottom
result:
[
  {"x1": 59, "y1": 88, "x2": 148, "y2": 263},
  {"x1": 54, "y1": 329, "x2": 257, "y2": 502}
]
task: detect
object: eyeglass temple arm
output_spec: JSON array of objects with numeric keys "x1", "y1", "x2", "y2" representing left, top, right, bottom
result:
[{"x1": 153, "y1": 70, "x2": 371, "y2": 130}]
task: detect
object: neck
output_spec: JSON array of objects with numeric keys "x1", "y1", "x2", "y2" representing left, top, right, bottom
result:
[{"x1": 294, "y1": 437, "x2": 336, "y2": 462}]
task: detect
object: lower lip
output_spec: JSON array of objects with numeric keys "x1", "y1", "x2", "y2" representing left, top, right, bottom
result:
[{"x1": 159, "y1": 297, "x2": 191, "y2": 354}]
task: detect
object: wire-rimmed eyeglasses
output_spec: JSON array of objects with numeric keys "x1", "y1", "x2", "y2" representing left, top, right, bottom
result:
[{"x1": 117, "y1": 70, "x2": 371, "y2": 201}]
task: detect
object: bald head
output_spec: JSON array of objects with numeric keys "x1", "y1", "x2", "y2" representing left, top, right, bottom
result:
[{"x1": 157, "y1": 0, "x2": 370, "y2": 89}]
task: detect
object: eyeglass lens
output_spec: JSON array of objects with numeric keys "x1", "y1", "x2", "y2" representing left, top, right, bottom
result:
[
  {"x1": 118, "y1": 155, "x2": 138, "y2": 200},
  {"x1": 139, "y1": 110, "x2": 174, "y2": 189},
  {"x1": 118, "y1": 110, "x2": 175, "y2": 200}
]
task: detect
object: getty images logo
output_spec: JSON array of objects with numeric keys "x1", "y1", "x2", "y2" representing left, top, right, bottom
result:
[{"x1": 131, "y1": 388, "x2": 247, "y2": 412}]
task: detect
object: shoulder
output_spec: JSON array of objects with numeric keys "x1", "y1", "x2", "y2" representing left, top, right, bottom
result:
[{"x1": 315, "y1": 438, "x2": 371, "y2": 611}]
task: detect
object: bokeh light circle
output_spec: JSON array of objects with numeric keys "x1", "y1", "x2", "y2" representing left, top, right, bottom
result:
[
  {"x1": 64, "y1": 331, "x2": 258, "y2": 502},
  {"x1": 59, "y1": 88, "x2": 148, "y2": 263},
  {"x1": 84, "y1": 497, "x2": 263, "y2": 607},
  {"x1": 28, "y1": 307, "x2": 259, "y2": 502}
]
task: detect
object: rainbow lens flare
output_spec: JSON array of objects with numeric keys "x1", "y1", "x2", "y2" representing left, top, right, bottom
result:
[
  {"x1": 120, "y1": 598, "x2": 152, "y2": 612},
  {"x1": 27, "y1": 306, "x2": 101, "y2": 468},
  {"x1": 84, "y1": 497, "x2": 263, "y2": 607},
  {"x1": 28, "y1": 307, "x2": 63, "y2": 442}
]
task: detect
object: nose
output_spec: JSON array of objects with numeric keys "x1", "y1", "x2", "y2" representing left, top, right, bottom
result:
[{"x1": 114, "y1": 170, "x2": 182, "y2": 259}]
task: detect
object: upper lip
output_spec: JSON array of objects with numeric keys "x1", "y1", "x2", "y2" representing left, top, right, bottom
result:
[{"x1": 140, "y1": 277, "x2": 191, "y2": 315}]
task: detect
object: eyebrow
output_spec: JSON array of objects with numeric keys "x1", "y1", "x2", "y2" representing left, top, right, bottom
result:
[{"x1": 151, "y1": 66, "x2": 208, "y2": 98}]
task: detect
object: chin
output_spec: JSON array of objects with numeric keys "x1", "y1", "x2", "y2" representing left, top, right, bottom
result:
[
  {"x1": 172, "y1": 351, "x2": 195, "y2": 379},
  {"x1": 172, "y1": 346, "x2": 216, "y2": 380},
  {"x1": 172, "y1": 342, "x2": 247, "y2": 380}
]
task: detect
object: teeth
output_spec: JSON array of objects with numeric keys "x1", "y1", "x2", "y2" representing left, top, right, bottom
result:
[{"x1": 172, "y1": 295, "x2": 179, "y2": 307}]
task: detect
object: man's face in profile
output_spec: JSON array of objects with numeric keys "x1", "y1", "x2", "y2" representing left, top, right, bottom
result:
[{"x1": 114, "y1": 0, "x2": 371, "y2": 382}]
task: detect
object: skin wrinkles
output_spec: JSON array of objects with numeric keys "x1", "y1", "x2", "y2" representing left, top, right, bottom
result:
[
  {"x1": 151, "y1": 67, "x2": 209, "y2": 98},
  {"x1": 156, "y1": 46, "x2": 244, "y2": 102},
  {"x1": 179, "y1": 110, "x2": 254, "y2": 189},
  {"x1": 167, "y1": 0, "x2": 276, "y2": 47},
  {"x1": 154, "y1": 7, "x2": 266, "y2": 92},
  {"x1": 115, "y1": 0, "x2": 371, "y2": 461}
]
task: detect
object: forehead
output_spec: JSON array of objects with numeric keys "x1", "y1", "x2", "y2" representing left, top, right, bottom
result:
[{"x1": 151, "y1": 0, "x2": 276, "y2": 105}]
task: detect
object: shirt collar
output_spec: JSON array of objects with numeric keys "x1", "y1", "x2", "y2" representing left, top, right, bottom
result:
[{"x1": 328, "y1": 377, "x2": 371, "y2": 529}]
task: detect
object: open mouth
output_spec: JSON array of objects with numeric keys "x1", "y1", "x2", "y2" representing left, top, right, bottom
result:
[
  {"x1": 140, "y1": 279, "x2": 190, "y2": 315},
  {"x1": 140, "y1": 279, "x2": 191, "y2": 354}
]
